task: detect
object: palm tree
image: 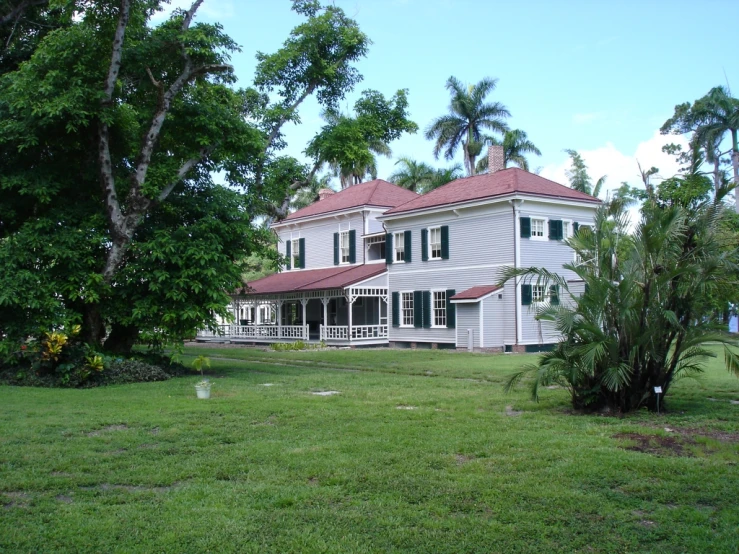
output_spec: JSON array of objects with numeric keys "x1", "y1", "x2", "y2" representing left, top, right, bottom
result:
[
  {"x1": 500, "y1": 196, "x2": 739, "y2": 413},
  {"x1": 425, "y1": 76, "x2": 510, "y2": 177},
  {"x1": 389, "y1": 157, "x2": 435, "y2": 192},
  {"x1": 691, "y1": 86, "x2": 739, "y2": 211},
  {"x1": 564, "y1": 149, "x2": 606, "y2": 197},
  {"x1": 425, "y1": 164, "x2": 464, "y2": 193},
  {"x1": 475, "y1": 129, "x2": 541, "y2": 173}
]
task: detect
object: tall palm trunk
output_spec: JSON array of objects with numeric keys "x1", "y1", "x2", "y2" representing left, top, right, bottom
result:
[{"x1": 732, "y1": 129, "x2": 739, "y2": 213}]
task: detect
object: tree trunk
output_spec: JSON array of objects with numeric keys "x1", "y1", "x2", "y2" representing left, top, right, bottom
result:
[
  {"x1": 82, "y1": 304, "x2": 106, "y2": 348},
  {"x1": 105, "y1": 323, "x2": 139, "y2": 355},
  {"x1": 732, "y1": 130, "x2": 739, "y2": 213}
]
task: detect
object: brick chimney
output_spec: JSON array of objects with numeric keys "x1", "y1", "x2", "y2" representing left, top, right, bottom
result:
[
  {"x1": 488, "y1": 145, "x2": 505, "y2": 173},
  {"x1": 318, "y1": 188, "x2": 335, "y2": 201}
]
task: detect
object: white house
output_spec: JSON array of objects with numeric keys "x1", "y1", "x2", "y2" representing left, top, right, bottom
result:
[{"x1": 198, "y1": 146, "x2": 600, "y2": 351}]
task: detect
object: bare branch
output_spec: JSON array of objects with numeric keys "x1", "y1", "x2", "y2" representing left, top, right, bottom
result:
[
  {"x1": 0, "y1": 0, "x2": 47, "y2": 26},
  {"x1": 157, "y1": 146, "x2": 215, "y2": 203},
  {"x1": 181, "y1": 0, "x2": 203, "y2": 31},
  {"x1": 102, "y1": 0, "x2": 131, "y2": 102}
]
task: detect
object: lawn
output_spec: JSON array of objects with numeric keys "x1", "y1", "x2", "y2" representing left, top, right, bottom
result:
[{"x1": 1, "y1": 345, "x2": 738, "y2": 553}]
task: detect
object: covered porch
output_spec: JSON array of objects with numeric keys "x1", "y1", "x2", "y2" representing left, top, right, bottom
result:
[{"x1": 197, "y1": 264, "x2": 389, "y2": 346}]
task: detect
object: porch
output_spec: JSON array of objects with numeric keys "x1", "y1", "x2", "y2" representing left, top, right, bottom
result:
[{"x1": 197, "y1": 285, "x2": 389, "y2": 346}]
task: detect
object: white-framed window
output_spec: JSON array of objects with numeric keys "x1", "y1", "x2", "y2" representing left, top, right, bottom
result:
[
  {"x1": 340, "y1": 231, "x2": 350, "y2": 264},
  {"x1": 429, "y1": 227, "x2": 442, "y2": 260},
  {"x1": 401, "y1": 291, "x2": 414, "y2": 326},
  {"x1": 562, "y1": 221, "x2": 572, "y2": 239},
  {"x1": 394, "y1": 232, "x2": 405, "y2": 263},
  {"x1": 291, "y1": 239, "x2": 300, "y2": 269},
  {"x1": 432, "y1": 290, "x2": 446, "y2": 327},
  {"x1": 531, "y1": 218, "x2": 546, "y2": 240},
  {"x1": 532, "y1": 285, "x2": 546, "y2": 303}
]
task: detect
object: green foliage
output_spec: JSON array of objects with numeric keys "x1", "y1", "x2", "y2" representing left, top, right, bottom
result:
[
  {"x1": 305, "y1": 89, "x2": 417, "y2": 188},
  {"x1": 475, "y1": 129, "x2": 541, "y2": 173},
  {"x1": 103, "y1": 358, "x2": 172, "y2": 385},
  {"x1": 425, "y1": 76, "x2": 510, "y2": 176},
  {"x1": 270, "y1": 340, "x2": 326, "y2": 351},
  {"x1": 564, "y1": 149, "x2": 605, "y2": 196},
  {"x1": 500, "y1": 196, "x2": 739, "y2": 412},
  {"x1": 191, "y1": 354, "x2": 211, "y2": 377}
]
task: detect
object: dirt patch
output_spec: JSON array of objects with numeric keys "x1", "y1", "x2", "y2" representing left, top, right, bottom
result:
[
  {"x1": 312, "y1": 390, "x2": 340, "y2": 396},
  {"x1": 79, "y1": 482, "x2": 180, "y2": 494},
  {"x1": 614, "y1": 432, "x2": 694, "y2": 456},
  {"x1": 2, "y1": 491, "x2": 30, "y2": 509},
  {"x1": 455, "y1": 454, "x2": 474, "y2": 465},
  {"x1": 87, "y1": 424, "x2": 128, "y2": 437},
  {"x1": 51, "y1": 471, "x2": 74, "y2": 477},
  {"x1": 56, "y1": 494, "x2": 73, "y2": 504},
  {"x1": 505, "y1": 405, "x2": 524, "y2": 417},
  {"x1": 396, "y1": 405, "x2": 417, "y2": 410},
  {"x1": 138, "y1": 443, "x2": 159, "y2": 449}
]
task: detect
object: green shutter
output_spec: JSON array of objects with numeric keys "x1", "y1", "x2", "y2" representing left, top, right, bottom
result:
[
  {"x1": 349, "y1": 230, "x2": 356, "y2": 263},
  {"x1": 441, "y1": 225, "x2": 449, "y2": 259},
  {"x1": 299, "y1": 238, "x2": 305, "y2": 269},
  {"x1": 391, "y1": 292, "x2": 400, "y2": 327},
  {"x1": 285, "y1": 240, "x2": 292, "y2": 270},
  {"x1": 385, "y1": 233, "x2": 393, "y2": 264},
  {"x1": 421, "y1": 228, "x2": 428, "y2": 261},
  {"x1": 550, "y1": 285, "x2": 559, "y2": 305},
  {"x1": 549, "y1": 220, "x2": 563, "y2": 241},
  {"x1": 422, "y1": 291, "x2": 431, "y2": 328},
  {"x1": 573, "y1": 222, "x2": 579, "y2": 234},
  {"x1": 446, "y1": 289, "x2": 456, "y2": 329},
  {"x1": 404, "y1": 230, "x2": 412, "y2": 263},
  {"x1": 413, "y1": 290, "x2": 422, "y2": 328},
  {"x1": 333, "y1": 233, "x2": 339, "y2": 265},
  {"x1": 521, "y1": 284, "x2": 532, "y2": 306},
  {"x1": 520, "y1": 217, "x2": 531, "y2": 238}
]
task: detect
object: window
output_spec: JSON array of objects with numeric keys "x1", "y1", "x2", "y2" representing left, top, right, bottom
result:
[
  {"x1": 340, "y1": 231, "x2": 350, "y2": 264},
  {"x1": 562, "y1": 221, "x2": 572, "y2": 239},
  {"x1": 291, "y1": 239, "x2": 300, "y2": 269},
  {"x1": 532, "y1": 285, "x2": 546, "y2": 303},
  {"x1": 432, "y1": 291, "x2": 446, "y2": 327},
  {"x1": 531, "y1": 218, "x2": 546, "y2": 239},
  {"x1": 401, "y1": 292, "x2": 414, "y2": 326},
  {"x1": 394, "y1": 231, "x2": 405, "y2": 262},
  {"x1": 429, "y1": 227, "x2": 442, "y2": 260}
]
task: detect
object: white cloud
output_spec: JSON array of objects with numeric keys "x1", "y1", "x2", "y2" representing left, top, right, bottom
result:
[{"x1": 540, "y1": 130, "x2": 690, "y2": 200}]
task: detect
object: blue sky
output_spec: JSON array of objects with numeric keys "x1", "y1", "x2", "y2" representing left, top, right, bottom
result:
[{"x1": 160, "y1": 0, "x2": 739, "y2": 196}]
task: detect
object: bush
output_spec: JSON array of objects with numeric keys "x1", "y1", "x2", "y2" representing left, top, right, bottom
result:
[
  {"x1": 103, "y1": 359, "x2": 172, "y2": 385},
  {"x1": 270, "y1": 340, "x2": 326, "y2": 352}
]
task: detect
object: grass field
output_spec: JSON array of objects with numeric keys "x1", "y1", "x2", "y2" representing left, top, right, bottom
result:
[{"x1": 1, "y1": 345, "x2": 738, "y2": 553}]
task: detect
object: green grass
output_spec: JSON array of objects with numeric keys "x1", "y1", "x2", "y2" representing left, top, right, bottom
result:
[{"x1": 1, "y1": 346, "x2": 738, "y2": 553}]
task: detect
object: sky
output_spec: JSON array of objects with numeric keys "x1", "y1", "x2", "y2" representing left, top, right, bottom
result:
[{"x1": 155, "y1": 0, "x2": 738, "y2": 199}]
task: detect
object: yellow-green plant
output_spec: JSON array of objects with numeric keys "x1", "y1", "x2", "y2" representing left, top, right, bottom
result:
[{"x1": 192, "y1": 355, "x2": 211, "y2": 378}]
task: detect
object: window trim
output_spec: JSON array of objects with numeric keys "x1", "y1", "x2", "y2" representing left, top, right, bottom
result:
[
  {"x1": 531, "y1": 284, "x2": 547, "y2": 304},
  {"x1": 428, "y1": 226, "x2": 442, "y2": 261},
  {"x1": 430, "y1": 289, "x2": 447, "y2": 328},
  {"x1": 399, "y1": 290, "x2": 414, "y2": 327},
  {"x1": 290, "y1": 238, "x2": 301, "y2": 270},
  {"x1": 561, "y1": 219, "x2": 573, "y2": 240},
  {"x1": 393, "y1": 231, "x2": 406, "y2": 264},
  {"x1": 339, "y1": 230, "x2": 351, "y2": 265},
  {"x1": 530, "y1": 217, "x2": 548, "y2": 241}
]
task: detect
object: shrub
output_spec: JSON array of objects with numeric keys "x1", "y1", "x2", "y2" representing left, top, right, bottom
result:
[{"x1": 102, "y1": 359, "x2": 172, "y2": 385}]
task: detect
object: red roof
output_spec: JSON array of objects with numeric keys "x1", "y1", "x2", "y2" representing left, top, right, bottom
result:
[
  {"x1": 450, "y1": 285, "x2": 502, "y2": 301},
  {"x1": 281, "y1": 179, "x2": 418, "y2": 222},
  {"x1": 235, "y1": 264, "x2": 387, "y2": 296},
  {"x1": 384, "y1": 168, "x2": 600, "y2": 216}
]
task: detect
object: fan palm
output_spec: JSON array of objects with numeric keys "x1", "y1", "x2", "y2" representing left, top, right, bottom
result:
[
  {"x1": 389, "y1": 157, "x2": 435, "y2": 192},
  {"x1": 425, "y1": 164, "x2": 464, "y2": 193},
  {"x1": 475, "y1": 129, "x2": 541, "y2": 173},
  {"x1": 499, "y1": 197, "x2": 739, "y2": 413},
  {"x1": 425, "y1": 76, "x2": 510, "y2": 177}
]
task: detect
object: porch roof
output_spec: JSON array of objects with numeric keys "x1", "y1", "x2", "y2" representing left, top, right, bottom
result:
[
  {"x1": 450, "y1": 285, "x2": 502, "y2": 302},
  {"x1": 235, "y1": 264, "x2": 387, "y2": 296}
]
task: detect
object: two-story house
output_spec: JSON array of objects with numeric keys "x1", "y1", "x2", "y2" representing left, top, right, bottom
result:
[{"x1": 199, "y1": 146, "x2": 600, "y2": 351}]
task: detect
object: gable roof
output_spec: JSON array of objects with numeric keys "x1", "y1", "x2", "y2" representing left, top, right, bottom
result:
[
  {"x1": 281, "y1": 179, "x2": 418, "y2": 223},
  {"x1": 383, "y1": 168, "x2": 600, "y2": 217},
  {"x1": 235, "y1": 264, "x2": 387, "y2": 296}
]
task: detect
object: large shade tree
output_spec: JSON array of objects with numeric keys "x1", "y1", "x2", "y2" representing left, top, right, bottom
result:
[
  {"x1": 0, "y1": 0, "x2": 405, "y2": 353},
  {"x1": 425, "y1": 76, "x2": 510, "y2": 177}
]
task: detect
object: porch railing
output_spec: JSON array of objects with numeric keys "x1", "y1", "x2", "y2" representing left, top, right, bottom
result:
[
  {"x1": 320, "y1": 324, "x2": 388, "y2": 341},
  {"x1": 197, "y1": 324, "x2": 308, "y2": 341}
]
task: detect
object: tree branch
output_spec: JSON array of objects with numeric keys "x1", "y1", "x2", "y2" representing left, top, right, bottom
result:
[
  {"x1": 157, "y1": 146, "x2": 215, "y2": 203},
  {"x1": 0, "y1": 0, "x2": 47, "y2": 26}
]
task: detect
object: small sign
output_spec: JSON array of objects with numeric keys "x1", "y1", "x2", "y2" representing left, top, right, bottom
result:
[{"x1": 654, "y1": 386, "x2": 663, "y2": 394}]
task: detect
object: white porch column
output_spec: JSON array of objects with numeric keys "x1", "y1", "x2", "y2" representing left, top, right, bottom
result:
[
  {"x1": 301, "y1": 299, "x2": 309, "y2": 340},
  {"x1": 346, "y1": 291, "x2": 355, "y2": 343},
  {"x1": 276, "y1": 300, "x2": 283, "y2": 339},
  {"x1": 321, "y1": 297, "x2": 330, "y2": 340}
]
